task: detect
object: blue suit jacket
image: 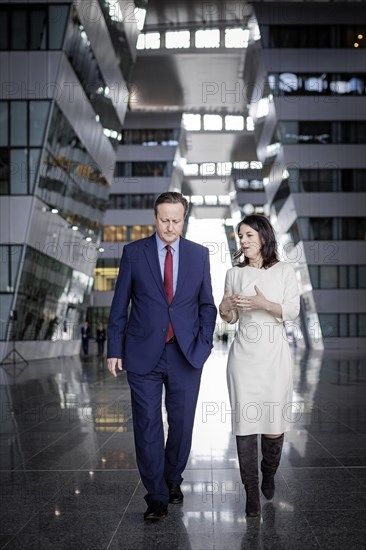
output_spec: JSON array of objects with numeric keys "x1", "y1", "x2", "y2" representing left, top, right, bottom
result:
[{"x1": 107, "y1": 234, "x2": 217, "y2": 374}]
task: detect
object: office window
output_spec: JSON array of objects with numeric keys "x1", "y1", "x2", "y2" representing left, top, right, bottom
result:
[
  {"x1": 225, "y1": 28, "x2": 249, "y2": 48},
  {"x1": 11, "y1": 150, "x2": 28, "y2": 194},
  {"x1": 195, "y1": 29, "x2": 220, "y2": 48},
  {"x1": 165, "y1": 30, "x2": 190, "y2": 49},
  {"x1": 11, "y1": 102, "x2": 27, "y2": 146},
  {"x1": 93, "y1": 267, "x2": 119, "y2": 291},
  {"x1": 0, "y1": 245, "x2": 22, "y2": 292},
  {"x1": 225, "y1": 115, "x2": 244, "y2": 131},
  {"x1": 130, "y1": 225, "x2": 154, "y2": 241},
  {"x1": 359, "y1": 315, "x2": 366, "y2": 338},
  {"x1": 0, "y1": 149, "x2": 9, "y2": 194},
  {"x1": 30, "y1": 8, "x2": 47, "y2": 50},
  {"x1": 359, "y1": 266, "x2": 366, "y2": 288},
  {"x1": 319, "y1": 314, "x2": 338, "y2": 337},
  {"x1": 0, "y1": 103, "x2": 8, "y2": 146},
  {"x1": 203, "y1": 115, "x2": 222, "y2": 131},
  {"x1": 0, "y1": 10, "x2": 8, "y2": 50},
  {"x1": 183, "y1": 114, "x2": 201, "y2": 131},
  {"x1": 143, "y1": 32, "x2": 160, "y2": 49},
  {"x1": 320, "y1": 266, "x2": 338, "y2": 289},
  {"x1": 1, "y1": 4, "x2": 69, "y2": 51},
  {"x1": 263, "y1": 25, "x2": 366, "y2": 49},
  {"x1": 280, "y1": 121, "x2": 366, "y2": 144},
  {"x1": 49, "y1": 5, "x2": 69, "y2": 49},
  {"x1": 269, "y1": 72, "x2": 366, "y2": 97},
  {"x1": 29, "y1": 101, "x2": 50, "y2": 146},
  {"x1": 11, "y1": 9, "x2": 27, "y2": 49}
]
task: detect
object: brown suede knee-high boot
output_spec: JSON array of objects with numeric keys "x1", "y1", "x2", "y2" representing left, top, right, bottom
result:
[
  {"x1": 260, "y1": 434, "x2": 284, "y2": 500},
  {"x1": 236, "y1": 435, "x2": 260, "y2": 517}
]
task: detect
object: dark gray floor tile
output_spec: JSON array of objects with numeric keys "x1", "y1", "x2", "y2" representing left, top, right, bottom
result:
[{"x1": 304, "y1": 510, "x2": 366, "y2": 550}]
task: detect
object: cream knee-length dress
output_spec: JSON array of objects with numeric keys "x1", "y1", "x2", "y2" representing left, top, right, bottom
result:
[{"x1": 225, "y1": 262, "x2": 300, "y2": 436}]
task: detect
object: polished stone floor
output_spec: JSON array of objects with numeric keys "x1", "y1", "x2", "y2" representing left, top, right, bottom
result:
[{"x1": 0, "y1": 342, "x2": 365, "y2": 549}]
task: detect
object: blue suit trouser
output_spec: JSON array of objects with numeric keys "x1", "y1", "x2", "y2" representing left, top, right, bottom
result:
[{"x1": 127, "y1": 341, "x2": 202, "y2": 504}]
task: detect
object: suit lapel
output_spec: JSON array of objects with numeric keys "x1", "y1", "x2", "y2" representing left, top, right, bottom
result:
[{"x1": 144, "y1": 234, "x2": 167, "y2": 302}]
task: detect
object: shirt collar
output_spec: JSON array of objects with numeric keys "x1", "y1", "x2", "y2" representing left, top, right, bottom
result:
[{"x1": 155, "y1": 232, "x2": 179, "y2": 253}]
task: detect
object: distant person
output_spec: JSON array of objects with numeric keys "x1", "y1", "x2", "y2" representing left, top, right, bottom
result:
[
  {"x1": 80, "y1": 321, "x2": 90, "y2": 355},
  {"x1": 107, "y1": 192, "x2": 217, "y2": 522},
  {"x1": 219, "y1": 215, "x2": 300, "y2": 517},
  {"x1": 96, "y1": 322, "x2": 106, "y2": 357}
]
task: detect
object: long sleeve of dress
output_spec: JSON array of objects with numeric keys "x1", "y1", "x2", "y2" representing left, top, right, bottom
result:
[
  {"x1": 224, "y1": 269, "x2": 239, "y2": 324},
  {"x1": 277, "y1": 263, "x2": 300, "y2": 322}
]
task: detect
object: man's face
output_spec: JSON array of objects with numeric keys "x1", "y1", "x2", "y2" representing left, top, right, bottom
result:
[{"x1": 155, "y1": 202, "x2": 185, "y2": 245}]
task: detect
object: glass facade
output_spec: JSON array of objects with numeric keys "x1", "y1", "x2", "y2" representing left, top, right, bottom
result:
[
  {"x1": 288, "y1": 218, "x2": 366, "y2": 244},
  {"x1": 319, "y1": 313, "x2": 366, "y2": 338},
  {"x1": 103, "y1": 225, "x2": 155, "y2": 242},
  {"x1": 269, "y1": 73, "x2": 366, "y2": 96},
  {"x1": 38, "y1": 104, "x2": 109, "y2": 237},
  {"x1": 0, "y1": 3, "x2": 70, "y2": 51},
  {"x1": 309, "y1": 265, "x2": 366, "y2": 289},
  {"x1": 114, "y1": 161, "x2": 173, "y2": 178},
  {"x1": 108, "y1": 193, "x2": 158, "y2": 209},
  {"x1": 64, "y1": 8, "x2": 122, "y2": 141},
  {"x1": 0, "y1": 100, "x2": 51, "y2": 195},
  {"x1": 261, "y1": 25, "x2": 366, "y2": 49},
  {"x1": 273, "y1": 169, "x2": 366, "y2": 213},
  {"x1": 96, "y1": 0, "x2": 135, "y2": 82},
  {"x1": 122, "y1": 128, "x2": 180, "y2": 146},
  {"x1": 1, "y1": 245, "x2": 92, "y2": 341},
  {"x1": 279, "y1": 121, "x2": 366, "y2": 144}
]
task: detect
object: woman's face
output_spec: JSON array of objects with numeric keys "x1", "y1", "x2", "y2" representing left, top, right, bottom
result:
[{"x1": 238, "y1": 223, "x2": 263, "y2": 261}]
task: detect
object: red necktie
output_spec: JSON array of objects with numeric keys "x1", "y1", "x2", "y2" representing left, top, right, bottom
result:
[{"x1": 164, "y1": 245, "x2": 174, "y2": 341}]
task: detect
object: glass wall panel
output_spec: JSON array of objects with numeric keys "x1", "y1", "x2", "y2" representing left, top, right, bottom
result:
[
  {"x1": 359, "y1": 314, "x2": 366, "y2": 338},
  {"x1": 29, "y1": 149, "x2": 41, "y2": 193},
  {"x1": 30, "y1": 9, "x2": 47, "y2": 50},
  {"x1": 359, "y1": 266, "x2": 366, "y2": 288},
  {"x1": 10, "y1": 246, "x2": 22, "y2": 290},
  {"x1": 11, "y1": 149, "x2": 28, "y2": 194},
  {"x1": 11, "y1": 9, "x2": 27, "y2": 50},
  {"x1": 0, "y1": 103, "x2": 8, "y2": 146},
  {"x1": 349, "y1": 266, "x2": 357, "y2": 288},
  {"x1": 319, "y1": 314, "x2": 338, "y2": 337},
  {"x1": 12, "y1": 245, "x2": 91, "y2": 341},
  {"x1": 0, "y1": 10, "x2": 8, "y2": 50},
  {"x1": 339, "y1": 314, "x2": 348, "y2": 337},
  {"x1": 320, "y1": 266, "x2": 338, "y2": 289},
  {"x1": 49, "y1": 5, "x2": 69, "y2": 49},
  {"x1": 269, "y1": 72, "x2": 366, "y2": 96},
  {"x1": 10, "y1": 102, "x2": 27, "y2": 146},
  {"x1": 263, "y1": 25, "x2": 366, "y2": 49},
  {"x1": 349, "y1": 314, "x2": 357, "y2": 337},
  {"x1": 339, "y1": 266, "x2": 348, "y2": 289},
  {"x1": 0, "y1": 295, "x2": 12, "y2": 330},
  {"x1": 308, "y1": 266, "x2": 319, "y2": 289},
  {"x1": 39, "y1": 104, "x2": 109, "y2": 235},
  {"x1": 0, "y1": 149, "x2": 9, "y2": 194},
  {"x1": 281, "y1": 121, "x2": 366, "y2": 144},
  {"x1": 0, "y1": 255, "x2": 8, "y2": 291},
  {"x1": 29, "y1": 101, "x2": 50, "y2": 146}
]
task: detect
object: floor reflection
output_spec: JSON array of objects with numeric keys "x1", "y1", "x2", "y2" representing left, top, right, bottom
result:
[{"x1": 0, "y1": 345, "x2": 365, "y2": 549}]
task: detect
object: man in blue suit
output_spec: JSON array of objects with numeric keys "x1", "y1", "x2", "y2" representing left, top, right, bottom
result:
[{"x1": 107, "y1": 192, "x2": 217, "y2": 521}]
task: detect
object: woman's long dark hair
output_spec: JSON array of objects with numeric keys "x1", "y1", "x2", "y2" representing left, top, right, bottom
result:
[{"x1": 233, "y1": 215, "x2": 279, "y2": 269}]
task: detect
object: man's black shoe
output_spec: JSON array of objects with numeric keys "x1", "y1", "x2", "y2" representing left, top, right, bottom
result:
[
  {"x1": 167, "y1": 482, "x2": 184, "y2": 504},
  {"x1": 143, "y1": 500, "x2": 168, "y2": 521}
]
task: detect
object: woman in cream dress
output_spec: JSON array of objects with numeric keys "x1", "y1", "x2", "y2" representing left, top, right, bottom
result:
[{"x1": 219, "y1": 215, "x2": 300, "y2": 517}]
